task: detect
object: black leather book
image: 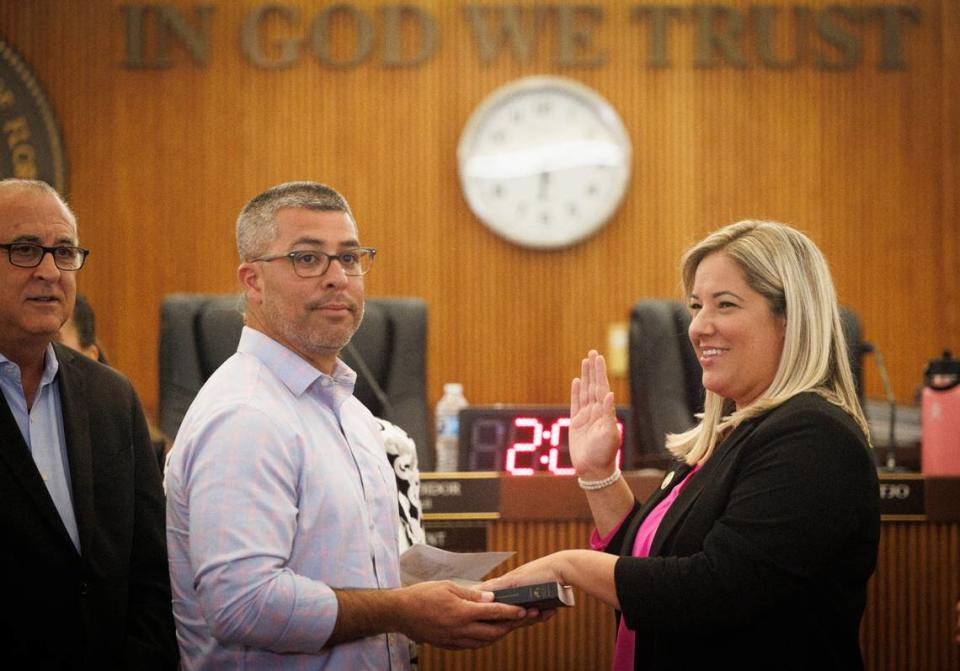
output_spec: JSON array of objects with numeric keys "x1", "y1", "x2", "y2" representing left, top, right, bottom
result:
[{"x1": 492, "y1": 581, "x2": 575, "y2": 609}]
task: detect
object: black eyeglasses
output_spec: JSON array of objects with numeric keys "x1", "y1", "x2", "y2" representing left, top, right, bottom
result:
[
  {"x1": 250, "y1": 247, "x2": 376, "y2": 278},
  {"x1": 0, "y1": 242, "x2": 90, "y2": 271}
]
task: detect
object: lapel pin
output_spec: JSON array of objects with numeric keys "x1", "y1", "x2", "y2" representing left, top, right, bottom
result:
[{"x1": 660, "y1": 470, "x2": 675, "y2": 490}]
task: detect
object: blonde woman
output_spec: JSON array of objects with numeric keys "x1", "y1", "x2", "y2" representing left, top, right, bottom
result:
[{"x1": 484, "y1": 221, "x2": 880, "y2": 670}]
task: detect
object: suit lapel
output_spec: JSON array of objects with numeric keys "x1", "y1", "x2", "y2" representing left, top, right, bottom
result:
[
  {"x1": 55, "y1": 344, "x2": 96, "y2": 556},
  {"x1": 0, "y1": 354, "x2": 79, "y2": 551},
  {"x1": 649, "y1": 418, "x2": 760, "y2": 557}
]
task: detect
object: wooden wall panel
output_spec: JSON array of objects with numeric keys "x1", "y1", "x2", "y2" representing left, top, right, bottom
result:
[
  {"x1": 0, "y1": 0, "x2": 957, "y2": 428},
  {"x1": 942, "y1": 0, "x2": 960, "y2": 345}
]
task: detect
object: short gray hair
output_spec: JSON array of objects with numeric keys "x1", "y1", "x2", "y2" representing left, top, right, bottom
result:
[
  {"x1": 0, "y1": 178, "x2": 77, "y2": 229},
  {"x1": 235, "y1": 181, "x2": 355, "y2": 261}
]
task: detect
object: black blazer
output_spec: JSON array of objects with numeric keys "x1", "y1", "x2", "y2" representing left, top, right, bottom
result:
[
  {"x1": 0, "y1": 343, "x2": 177, "y2": 669},
  {"x1": 608, "y1": 392, "x2": 880, "y2": 670}
]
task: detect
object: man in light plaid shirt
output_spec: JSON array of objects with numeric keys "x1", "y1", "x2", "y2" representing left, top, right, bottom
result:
[{"x1": 166, "y1": 182, "x2": 540, "y2": 670}]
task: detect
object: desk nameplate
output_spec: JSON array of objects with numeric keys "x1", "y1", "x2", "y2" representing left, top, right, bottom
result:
[
  {"x1": 878, "y1": 471, "x2": 925, "y2": 520},
  {"x1": 420, "y1": 472, "x2": 500, "y2": 520}
]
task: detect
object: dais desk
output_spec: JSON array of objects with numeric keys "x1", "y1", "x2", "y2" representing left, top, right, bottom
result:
[{"x1": 418, "y1": 472, "x2": 960, "y2": 671}]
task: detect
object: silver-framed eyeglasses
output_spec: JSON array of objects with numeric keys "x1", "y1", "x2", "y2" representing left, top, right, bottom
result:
[
  {"x1": 0, "y1": 242, "x2": 90, "y2": 271},
  {"x1": 251, "y1": 247, "x2": 376, "y2": 278}
]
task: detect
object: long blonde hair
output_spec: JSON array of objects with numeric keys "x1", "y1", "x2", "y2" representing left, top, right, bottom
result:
[{"x1": 666, "y1": 220, "x2": 869, "y2": 465}]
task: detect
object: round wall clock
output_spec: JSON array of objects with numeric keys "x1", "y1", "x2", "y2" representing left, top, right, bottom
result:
[{"x1": 457, "y1": 76, "x2": 632, "y2": 250}]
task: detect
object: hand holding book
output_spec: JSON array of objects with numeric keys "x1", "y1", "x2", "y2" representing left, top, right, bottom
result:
[
  {"x1": 492, "y1": 581, "x2": 575, "y2": 609},
  {"x1": 480, "y1": 549, "x2": 621, "y2": 611}
]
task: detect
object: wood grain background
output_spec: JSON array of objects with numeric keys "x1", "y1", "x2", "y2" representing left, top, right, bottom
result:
[
  {"x1": 1, "y1": 0, "x2": 956, "y2": 432},
  {"x1": 2, "y1": 2, "x2": 958, "y2": 669}
]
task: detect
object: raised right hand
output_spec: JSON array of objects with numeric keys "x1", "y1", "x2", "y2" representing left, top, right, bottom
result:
[{"x1": 569, "y1": 350, "x2": 620, "y2": 479}]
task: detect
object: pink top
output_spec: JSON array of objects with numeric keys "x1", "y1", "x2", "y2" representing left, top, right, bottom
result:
[{"x1": 590, "y1": 465, "x2": 701, "y2": 671}]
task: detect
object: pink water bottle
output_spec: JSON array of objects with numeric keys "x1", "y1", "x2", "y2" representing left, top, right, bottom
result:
[{"x1": 921, "y1": 350, "x2": 960, "y2": 475}]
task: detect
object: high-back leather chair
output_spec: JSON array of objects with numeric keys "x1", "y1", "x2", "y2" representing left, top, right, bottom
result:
[
  {"x1": 158, "y1": 293, "x2": 431, "y2": 467},
  {"x1": 628, "y1": 299, "x2": 865, "y2": 467}
]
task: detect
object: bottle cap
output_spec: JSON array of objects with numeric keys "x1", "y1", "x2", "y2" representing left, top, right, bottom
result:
[
  {"x1": 443, "y1": 383, "x2": 463, "y2": 394},
  {"x1": 924, "y1": 350, "x2": 960, "y2": 389}
]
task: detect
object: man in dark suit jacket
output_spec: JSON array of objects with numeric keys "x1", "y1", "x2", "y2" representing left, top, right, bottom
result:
[{"x1": 0, "y1": 179, "x2": 177, "y2": 669}]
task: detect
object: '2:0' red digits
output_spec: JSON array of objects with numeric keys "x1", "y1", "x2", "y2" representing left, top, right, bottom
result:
[{"x1": 505, "y1": 416, "x2": 623, "y2": 476}]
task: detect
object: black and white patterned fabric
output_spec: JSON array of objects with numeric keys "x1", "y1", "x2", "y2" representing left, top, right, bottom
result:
[
  {"x1": 377, "y1": 418, "x2": 426, "y2": 552},
  {"x1": 377, "y1": 418, "x2": 425, "y2": 669}
]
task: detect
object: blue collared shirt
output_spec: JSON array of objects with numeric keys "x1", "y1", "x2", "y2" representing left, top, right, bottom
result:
[
  {"x1": 166, "y1": 327, "x2": 408, "y2": 670},
  {"x1": 0, "y1": 344, "x2": 80, "y2": 551}
]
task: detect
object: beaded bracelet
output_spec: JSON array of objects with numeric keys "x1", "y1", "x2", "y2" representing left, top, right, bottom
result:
[{"x1": 577, "y1": 468, "x2": 622, "y2": 491}]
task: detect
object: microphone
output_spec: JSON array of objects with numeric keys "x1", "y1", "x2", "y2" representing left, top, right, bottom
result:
[{"x1": 862, "y1": 342, "x2": 899, "y2": 470}]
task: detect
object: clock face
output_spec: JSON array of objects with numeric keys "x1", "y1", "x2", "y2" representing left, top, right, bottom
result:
[
  {"x1": 456, "y1": 406, "x2": 633, "y2": 475},
  {"x1": 458, "y1": 76, "x2": 632, "y2": 250}
]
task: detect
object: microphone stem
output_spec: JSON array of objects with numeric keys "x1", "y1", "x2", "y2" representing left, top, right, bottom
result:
[{"x1": 873, "y1": 347, "x2": 897, "y2": 469}]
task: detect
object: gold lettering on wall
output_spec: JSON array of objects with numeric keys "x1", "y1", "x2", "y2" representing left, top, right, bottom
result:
[
  {"x1": 310, "y1": 4, "x2": 374, "y2": 68},
  {"x1": 693, "y1": 5, "x2": 748, "y2": 68},
  {"x1": 753, "y1": 6, "x2": 807, "y2": 70},
  {"x1": 119, "y1": 2, "x2": 923, "y2": 70},
  {"x1": 556, "y1": 6, "x2": 607, "y2": 66},
  {"x1": 239, "y1": 3, "x2": 438, "y2": 68},
  {"x1": 0, "y1": 78, "x2": 14, "y2": 109},
  {"x1": 630, "y1": 6, "x2": 681, "y2": 67},
  {"x1": 816, "y1": 6, "x2": 862, "y2": 70},
  {"x1": 463, "y1": 5, "x2": 609, "y2": 66},
  {"x1": 462, "y1": 5, "x2": 542, "y2": 65},
  {"x1": 629, "y1": 4, "x2": 920, "y2": 70},
  {"x1": 240, "y1": 4, "x2": 302, "y2": 69},
  {"x1": 2, "y1": 116, "x2": 37, "y2": 179},
  {"x1": 381, "y1": 5, "x2": 439, "y2": 68},
  {"x1": 122, "y1": 4, "x2": 214, "y2": 68},
  {"x1": 875, "y1": 5, "x2": 921, "y2": 69}
]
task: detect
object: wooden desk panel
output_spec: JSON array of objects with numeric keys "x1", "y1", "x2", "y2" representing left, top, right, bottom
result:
[
  {"x1": 420, "y1": 519, "x2": 615, "y2": 671},
  {"x1": 421, "y1": 475, "x2": 960, "y2": 671},
  {"x1": 863, "y1": 522, "x2": 960, "y2": 671}
]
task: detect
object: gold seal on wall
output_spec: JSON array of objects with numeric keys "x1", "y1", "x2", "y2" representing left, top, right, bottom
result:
[{"x1": 0, "y1": 38, "x2": 67, "y2": 194}]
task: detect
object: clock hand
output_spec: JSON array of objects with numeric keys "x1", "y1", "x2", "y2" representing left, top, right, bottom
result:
[{"x1": 538, "y1": 171, "x2": 551, "y2": 201}]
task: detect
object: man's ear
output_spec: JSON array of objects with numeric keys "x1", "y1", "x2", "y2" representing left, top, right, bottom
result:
[{"x1": 238, "y1": 263, "x2": 263, "y2": 305}]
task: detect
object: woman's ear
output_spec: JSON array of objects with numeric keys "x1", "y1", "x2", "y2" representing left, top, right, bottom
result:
[{"x1": 82, "y1": 342, "x2": 101, "y2": 361}]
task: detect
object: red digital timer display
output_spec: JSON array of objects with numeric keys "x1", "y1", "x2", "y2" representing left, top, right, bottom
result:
[{"x1": 456, "y1": 406, "x2": 634, "y2": 475}]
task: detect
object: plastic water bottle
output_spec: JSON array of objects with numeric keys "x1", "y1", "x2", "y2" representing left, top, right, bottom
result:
[{"x1": 435, "y1": 383, "x2": 468, "y2": 472}]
